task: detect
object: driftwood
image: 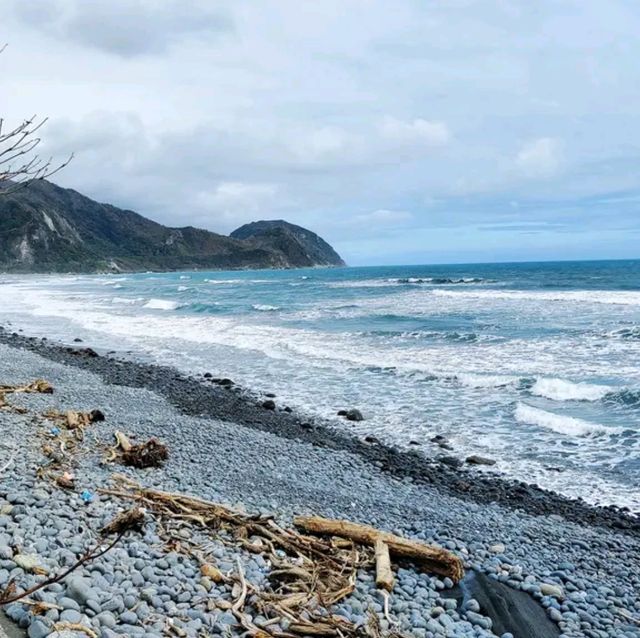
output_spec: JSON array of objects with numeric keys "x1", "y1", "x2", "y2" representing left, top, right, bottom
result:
[
  {"x1": 0, "y1": 379, "x2": 53, "y2": 413},
  {"x1": 294, "y1": 516, "x2": 463, "y2": 583},
  {"x1": 99, "y1": 477, "x2": 389, "y2": 638},
  {"x1": 374, "y1": 539, "x2": 394, "y2": 592},
  {"x1": 0, "y1": 380, "x2": 53, "y2": 394}
]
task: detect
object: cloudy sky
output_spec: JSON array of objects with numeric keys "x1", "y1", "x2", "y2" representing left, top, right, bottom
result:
[{"x1": 2, "y1": 0, "x2": 640, "y2": 265}]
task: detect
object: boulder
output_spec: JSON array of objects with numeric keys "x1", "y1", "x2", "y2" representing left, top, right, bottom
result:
[
  {"x1": 438, "y1": 456, "x2": 463, "y2": 469},
  {"x1": 338, "y1": 409, "x2": 364, "y2": 421},
  {"x1": 444, "y1": 571, "x2": 560, "y2": 638},
  {"x1": 466, "y1": 455, "x2": 496, "y2": 466}
]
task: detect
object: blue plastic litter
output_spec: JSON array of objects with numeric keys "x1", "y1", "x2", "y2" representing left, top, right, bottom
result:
[
  {"x1": 50, "y1": 426, "x2": 61, "y2": 436},
  {"x1": 80, "y1": 489, "x2": 93, "y2": 503}
]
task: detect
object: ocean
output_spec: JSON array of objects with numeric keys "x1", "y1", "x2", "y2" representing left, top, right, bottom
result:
[{"x1": 1, "y1": 260, "x2": 639, "y2": 511}]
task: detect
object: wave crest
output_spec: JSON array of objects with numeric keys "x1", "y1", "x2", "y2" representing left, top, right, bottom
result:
[
  {"x1": 530, "y1": 378, "x2": 611, "y2": 402},
  {"x1": 514, "y1": 403, "x2": 611, "y2": 436}
]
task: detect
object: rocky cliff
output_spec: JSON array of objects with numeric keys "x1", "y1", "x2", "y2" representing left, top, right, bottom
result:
[{"x1": 0, "y1": 181, "x2": 344, "y2": 273}]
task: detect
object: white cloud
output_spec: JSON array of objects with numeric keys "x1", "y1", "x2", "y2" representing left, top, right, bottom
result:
[
  {"x1": 192, "y1": 182, "x2": 281, "y2": 231},
  {"x1": 3, "y1": 0, "x2": 640, "y2": 263},
  {"x1": 516, "y1": 137, "x2": 564, "y2": 178},
  {"x1": 379, "y1": 117, "x2": 451, "y2": 150},
  {"x1": 354, "y1": 209, "x2": 413, "y2": 226}
]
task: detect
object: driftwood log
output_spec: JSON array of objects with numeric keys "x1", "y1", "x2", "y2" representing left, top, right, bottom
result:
[
  {"x1": 374, "y1": 539, "x2": 394, "y2": 591},
  {"x1": 294, "y1": 515, "x2": 464, "y2": 583}
]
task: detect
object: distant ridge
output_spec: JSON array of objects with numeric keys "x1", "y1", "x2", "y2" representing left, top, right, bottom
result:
[{"x1": 0, "y1": 180, "x2": 345, "y2": 273}]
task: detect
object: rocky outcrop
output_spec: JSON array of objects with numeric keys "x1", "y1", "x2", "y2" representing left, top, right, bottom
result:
[
  {"x1": 230, "y1": 220, "x2": 345, "y2": 268},
  {"x1": 0, "y1": 181, "x2": 344, "y2": 273}
]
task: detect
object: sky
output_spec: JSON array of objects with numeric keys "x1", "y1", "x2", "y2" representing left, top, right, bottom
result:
[{"x1": 2, "y1": 0, "x2": 640, "y2": 265}]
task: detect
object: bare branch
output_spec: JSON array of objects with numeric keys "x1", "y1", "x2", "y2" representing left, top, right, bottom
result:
[{"x1": 0, "y1": 47, "x2": 72, "y2": 193}]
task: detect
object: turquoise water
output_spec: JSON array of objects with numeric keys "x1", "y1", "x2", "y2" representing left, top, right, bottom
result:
[{"x1": 2, "y1": 260, "x2": 640, "y2": 510}]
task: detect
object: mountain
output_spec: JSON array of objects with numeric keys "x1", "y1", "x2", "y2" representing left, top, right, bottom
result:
[
  {"x1": 0, "y1": 180, "x2": 345, "y2": 273},
  {"x1": 230, "y1": 220, "x2": 346, "y2": 268}
]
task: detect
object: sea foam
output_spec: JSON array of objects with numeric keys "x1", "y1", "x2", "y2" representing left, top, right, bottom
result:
[
  {"x1": 530, "y1": 378, "x2": 611, "y2": 402},
  {"x1": 143, "y1": 299, "x2": 181, "y2": 311},
  {"x1": 514, "y1": 403, "x2": 610, "y2": 436}
]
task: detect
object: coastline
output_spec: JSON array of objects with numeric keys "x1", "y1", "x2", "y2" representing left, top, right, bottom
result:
[
  {"x1": 1, "y1": 326, "x2": 639, "y2": 637},
  {"x1": 0, "y1": 326, "x2": 637, "y2": 534}
]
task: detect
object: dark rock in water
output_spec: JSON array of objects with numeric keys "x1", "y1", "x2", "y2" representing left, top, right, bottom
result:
[
  {"x1": 364, "y1": 435, "x2": 380, "y2": 445},
  {"x1": 283, "y1": 406, "x2": 292, "y2": 413},
  {"x1": 438, "y1": 455, "x2": 463, "y2": 469},
  {"x1": 337, "y1": 410, "x2": 347, "y2": 416},
  {"x1": 409, "y1": 440, "x2": 420, "y2": 446},
  {"x1": 431, "y1": 434, "x2": 454, "y2": 450},
  {"x1": 300, "y1": 422, "x2": 313, "y2": 430},
  {"x1": 213, "y1": 378, "x2": 234, "y2": 387},
  {"x1": 339, "y1": 409, "x2": 364, "y2": 422},
  {"x1": 203, "y1": 372, "x2": 213, "y2": 379},
  {"x1": 265, "y1": 392, "x2": 276, "y2": 398},
  {"x1": 73, "y1": 337, "x2": 83, "y2": 343},
  {"x1": 466, "y1": 455, "x2": 496, "y2": 466},
  {"x1": 445, "y1": 571, "x2": 560, "y2": 638},
  {"x1": 261, "y1": 399, "x2": 276, "y2": 410}
]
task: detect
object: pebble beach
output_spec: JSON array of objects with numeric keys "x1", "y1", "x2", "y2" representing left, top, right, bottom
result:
[{"x1": 1, "y1": 331, "x2": 639, "y2": 638}]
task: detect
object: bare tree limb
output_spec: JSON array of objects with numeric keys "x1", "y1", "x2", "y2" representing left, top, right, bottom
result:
[{"x1": 0, "y1": 46, "x2": 72, "y2": 193}]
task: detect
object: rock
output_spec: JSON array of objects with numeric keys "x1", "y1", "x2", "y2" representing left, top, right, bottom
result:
[
  {"x1": 14, "y1": 553, "x2": 43, "y2": 572},
  {"x1": 73, "y1": 337, "x2": 83, "y2": 342},
  {"x1": 438, "y1": 456, "x2": 463, "y2": 469},
  {"x1": 466, "y1": 455, "x2": 496, "y2": 466},
  {"x1": 339, "y1": 409, "x2": 364, "y2": 421},
  {"x1": 27, "y1": 620, "x2": 50, "y2": 638},
  {"x1": 540, "y1": 583, "x2": 564, "y2": 599},
  {"x1": 58, "y1": 597, "x2": 81, "y2": 611},
  {"x1": 0, "y1": 545, "x2": 13, "y2": 559},
  {"x1": 444, "y1": 571, "x2": 560, "y2": 638},
  {"x1": 89, "y1": 409, "x2": 105, "y2": 422},
  {"x1": 66, "y1": 576, "x2": 92, "y2": 604},
  {"x1": 60, "y1": 609, "x2": 82, "y2": 623},
  {"x1": 261, "y1": 399, "x2": 276, "y2": 410},
  {"x1": 489, "y1": 543, "x2": 506, "y2": 554},
  {"x1": 265, "y1": 392, "x2": 276, "y2": 398}
]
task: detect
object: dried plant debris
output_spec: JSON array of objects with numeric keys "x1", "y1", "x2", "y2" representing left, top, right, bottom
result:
[
  {"x1": 44, "y1": 409, "x2": 104, "y2": 431},
  {"x1": 106, "y1": 431, "x2": 169, "y2": 468},
  {"x1": 99, "y1": 475, "x2": 458, "y2": 638},
  {"x1": 122, "y1": 438, "x2": 169, "y2": 468}
]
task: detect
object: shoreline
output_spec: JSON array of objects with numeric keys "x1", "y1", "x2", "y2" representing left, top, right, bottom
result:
[
  {"x1": 0, "y1": 330, "x2": 639, "y2": 637},
  {"x1": 0, "y1": 325, "x2": 637, "y2": 535}
]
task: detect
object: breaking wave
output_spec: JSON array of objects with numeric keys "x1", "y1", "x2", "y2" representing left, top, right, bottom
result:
[
  {"x1": 530, "y1": 378, "x2": 611, "y2": 402},
  {"x1": 143, "y1": 299, "x2": 181, "y2": 311},
  {"x1": 514, "y1": 403, "x2": 611, "y2": 436}
]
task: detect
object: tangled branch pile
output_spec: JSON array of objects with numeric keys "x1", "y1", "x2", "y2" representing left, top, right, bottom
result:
[
  {"x1": 106, "y1": 431, "x2": 169, "y2": 468},
  {"x1": 100, "y1": 476, "x2": 462, "y2": 638}
]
